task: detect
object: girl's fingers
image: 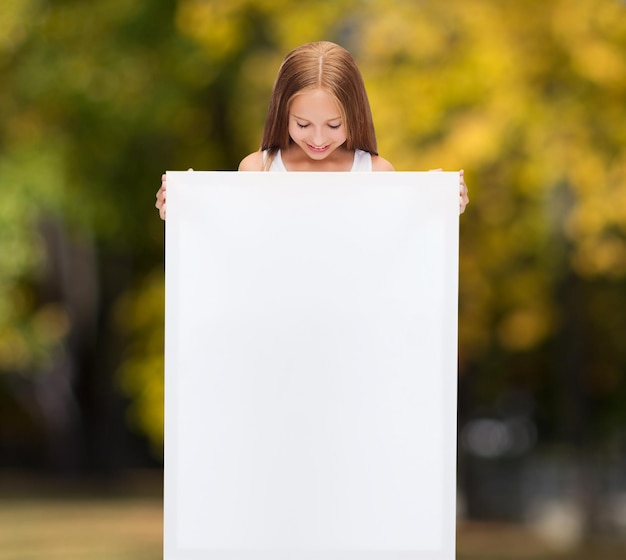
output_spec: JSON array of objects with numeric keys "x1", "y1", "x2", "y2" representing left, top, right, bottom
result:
[
  {"x1": 459, "y1": 169, "x2": 469, "y2": 214},
  {"x1": 156, "y1": 173, "x2": 167, "y2": 217}
]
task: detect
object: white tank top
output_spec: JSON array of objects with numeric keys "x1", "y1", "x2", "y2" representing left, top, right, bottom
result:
[{"x1": 266, "y1": 149, "x2": 373, "y2": 172}]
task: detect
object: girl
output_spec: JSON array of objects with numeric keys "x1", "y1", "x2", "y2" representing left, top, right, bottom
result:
[{"x1": 156, "y1": 41, "x2": 469, "y2": 219}]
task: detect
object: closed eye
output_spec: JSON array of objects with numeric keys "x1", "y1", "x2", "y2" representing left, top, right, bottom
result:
[
  {"x1": 329, "y1": 124, "x2": 341, "y2": 130},
  {"x1": 297, "y1": 122, "x2": 309, "y2": 129}
]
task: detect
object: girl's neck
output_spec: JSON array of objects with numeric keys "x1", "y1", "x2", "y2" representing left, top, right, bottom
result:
[{"x1": 280, "y1": 144, "x2": 355, "y2": 171}]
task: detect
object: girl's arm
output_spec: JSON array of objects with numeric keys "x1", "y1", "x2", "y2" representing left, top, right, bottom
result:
[
  {"x1": 238, "y1": 151, "x2": 264, "y2": 171},
  {"x1": 372, "y1": 155, "x2": 395, "y2": 171}
]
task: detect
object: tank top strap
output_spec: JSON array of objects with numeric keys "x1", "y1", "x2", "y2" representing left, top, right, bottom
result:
[
  {"x1": 264, "y1": 150, "x2": 287, "y2": 172},
  {"x1": 351, "y1": 149, "x2": 373, "y2": 171}
]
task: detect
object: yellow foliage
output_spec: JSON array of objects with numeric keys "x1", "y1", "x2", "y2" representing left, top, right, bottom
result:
[
  {"x1": 498, "y1": 306, "x2": 554, "y2": 352},
  {"x1": 176, "y1": 0, "x2": 249, "y2": 59},
  {"x1": 115, "y1": 271, "x2": 166, "y2": 450},
  {"x1": 0, "y1": 0, "x2": 38, "y2": 53},
  {"x1": 0, "y1": 327, "x2": 31, "y2": 371},
  {"x1": 0, "y1": 303, "x2": 70, "y2": 373},
  {"x1": 270, "y1": 2, "x2": 355, "y2": 48},
  {"x1": 573, "y1": 235, "x2": 626, "y2": 278}
]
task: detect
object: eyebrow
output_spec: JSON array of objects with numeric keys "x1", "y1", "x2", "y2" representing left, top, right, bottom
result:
[{"x1": 290, "y1": 113, "x2": 342, "y2": 123}]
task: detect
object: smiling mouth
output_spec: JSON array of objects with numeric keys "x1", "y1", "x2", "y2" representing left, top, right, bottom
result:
[{"x1": 307, "y1": 144, "x2": 330, "y2": 153}]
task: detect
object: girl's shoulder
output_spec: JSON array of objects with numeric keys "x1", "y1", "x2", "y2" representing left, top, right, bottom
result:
[
  {"x1": 371, "y1": 154, "x2": 394, "y2": 172},
  {"x1": 238, "y1": 151, "x2": 265, "y2": 171}
]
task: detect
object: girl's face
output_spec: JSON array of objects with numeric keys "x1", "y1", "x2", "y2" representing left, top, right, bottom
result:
[{"x1": 288, "y1": 88, "x2": 347, "y2": 160}]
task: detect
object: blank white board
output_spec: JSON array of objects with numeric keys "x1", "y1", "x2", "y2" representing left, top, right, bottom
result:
[{"x1": 164, "y1": 171, "x2": 459, "y2": 560}]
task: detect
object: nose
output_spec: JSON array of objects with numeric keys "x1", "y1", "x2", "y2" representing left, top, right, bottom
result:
[{"x1": 311, "y1": 127, "x2": 325, "y2": 146}]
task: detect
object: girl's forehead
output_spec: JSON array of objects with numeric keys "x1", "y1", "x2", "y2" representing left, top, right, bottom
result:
[{"x1": 290, "y1": 88, "x2": 342, "y2": 117}]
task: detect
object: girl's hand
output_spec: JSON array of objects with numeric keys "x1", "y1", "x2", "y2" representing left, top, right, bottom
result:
[
  {"x1": 429, "y1": 168, "x2": 470, "y2": 215},
  {"x1": 155, "y1": 173, "x2": 167, "y2": 220},
  {"x1": 459, "y1": 169, "x2": 469, "y2": 214}
]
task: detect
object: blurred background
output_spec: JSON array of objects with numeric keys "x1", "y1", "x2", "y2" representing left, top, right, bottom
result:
[{"x1": 1, "y1": 0, "x2": 626, "y2": 558}]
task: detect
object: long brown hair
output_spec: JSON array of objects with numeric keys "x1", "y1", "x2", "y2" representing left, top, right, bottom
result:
[{"x1": 261, "y1": 41, "x2": 378, "y2": 163}]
